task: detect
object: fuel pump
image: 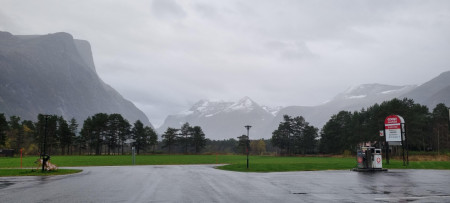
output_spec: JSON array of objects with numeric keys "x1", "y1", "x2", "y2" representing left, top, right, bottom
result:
[{"x1": 354, "y1": 146, "x2": 387, "y2": 172}]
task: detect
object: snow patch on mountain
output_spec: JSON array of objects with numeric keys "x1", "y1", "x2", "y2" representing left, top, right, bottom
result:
[
  {"x1": 224, "y1": 96, "x2": 256, "y2": 113},
  {"x1": 262, "y1": 105, "x2": 283, "y2": 116},
  {"x1": 158, "y1": 96, "x2": 280, "y2": 139},
  {"x1": 346, "y1": 95, "x2": 367, "y2": 99}
]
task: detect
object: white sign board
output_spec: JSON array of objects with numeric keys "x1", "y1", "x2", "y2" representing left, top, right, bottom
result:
[{"x1": 385, "y1": 115, "x2": 404, "y2": 142}]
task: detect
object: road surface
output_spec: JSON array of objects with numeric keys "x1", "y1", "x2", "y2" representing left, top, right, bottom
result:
[{"x1": 1, "y1": 165, "x2": 450, "y2": 202}]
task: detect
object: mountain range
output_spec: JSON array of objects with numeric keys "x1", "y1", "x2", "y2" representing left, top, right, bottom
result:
[
  {"x1": 1, "y1": 31, "x2": 448, "y2": 139},
  {"x1": 158, "y1": 71, "x2": 450, "y2": 139},
  {"x1": 0, "y1": 31, "x2": 151, "y2": 127}
]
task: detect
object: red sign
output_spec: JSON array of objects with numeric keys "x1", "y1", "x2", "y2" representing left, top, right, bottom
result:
[
  {"x1": 385, "y1": 115, "x2": 403, "y2": 125},
  {"x1": 385, "y1": 115, "x2": 405, "y2": 142},
  {"x1": 376, "y1": 157, "x2": 381, "y2": 163},
  {"x1": 385, "y1": 125, "x2": 400, "y2": 129}
]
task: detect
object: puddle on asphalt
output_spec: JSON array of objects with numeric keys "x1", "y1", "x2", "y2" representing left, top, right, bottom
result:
[{"x1": 0, "y1": 181, "x2": 14, "y2": 189}]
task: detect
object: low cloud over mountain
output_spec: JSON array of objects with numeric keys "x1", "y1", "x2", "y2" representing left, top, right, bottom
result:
[
  {"x1": 160, "y1": 71, "x2": 449, "y2": 139},
  {"x1": 0, "y1": 31, "x2": 151, "y2": 126}
]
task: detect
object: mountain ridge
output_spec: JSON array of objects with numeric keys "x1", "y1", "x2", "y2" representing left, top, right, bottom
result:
[
  {"x1": 0, "y1": 31, "x2": 152, "y2": 127},
  {"x1": 160, "y1": 71, "x2": 449, "y2": 139}
]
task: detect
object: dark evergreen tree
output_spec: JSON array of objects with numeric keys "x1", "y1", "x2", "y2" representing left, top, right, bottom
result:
[
  {"x1": 237, "y1": 134, "x2": 249, "y2": 154},
  {"x1": 91, "y1": 113, "x2": 109, "y2": 155},
  {"x1": 272, "y1": 115, "x2": 317, "y2": 155},
  {"x1": 148, "y1": 127, "x2": 158, "y2": 153},
  {"x1": 271, "y1": 115, "x2": 293, "y2": 155},
  {"x1": 132, "y1": 120, "x2": 147, "y2": 154},
  {"x1": 303, "y1": 125, "x2": 318, "y2": 154},
  {"x1": 21, "y1": 120, "x2": 36, "y2": 154},
  {"x1": 35, "y1": 114, "x2": 59, "y2": 155},
  {"x1": 432, "y1": 103, "x2": 449, "y2": 152},
  {"x1": 68, "y1": 118, "x2": 78, "y2": 155},
  {"x1": 107, "y1": 114, "x2": 128, "y2": 155},
  {"x1": 191, "y1": 126, "x2": 206, "y2": 153},
  {"x1": 57, "y1": 116, "x2": 71, "y2": 155},
  {"x1": 162, "y1": 127, "x2": 178, "y2": 153},
  {"x1": 0, "y1": 114, "x2": 8, "y2": 146},
  {"x1": 80, "y1": 117, "x2": 93, "y2": 154},
  {"x1": 144, "y1": 126, "x2": 157, "y2": 153},
  {"x1": 80, "y1": 113, "x2": 109, "y2": 155},
  {"x1": 8, "y1": 116, "x2": 23, "y2": 152},
  {"x1": 319, "y1": 111, "x2": 353, "y2": 154},
  {"x1": 179, "y1": 122, "x2": 192, "y2": 154}
]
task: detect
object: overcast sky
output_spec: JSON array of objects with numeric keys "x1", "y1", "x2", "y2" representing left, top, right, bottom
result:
[{"x1": 1, "y1": 0, "x2": 450, "y2": 127}]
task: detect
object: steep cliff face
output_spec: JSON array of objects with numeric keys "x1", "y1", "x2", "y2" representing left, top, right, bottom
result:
[{"x1": 0, "y1": 31, "x2": 151, "y2": 127}]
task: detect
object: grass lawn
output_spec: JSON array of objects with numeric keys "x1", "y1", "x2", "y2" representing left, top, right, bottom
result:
[
  {"x1": 1, "y1": 154, "x2": 449, "y2": 174},
  {"x1": 0, "y1": 169, "x2": 82, "y2": 177},
  {"x1": 0, "y1": 154, "x2": 244, "y2": 168}
]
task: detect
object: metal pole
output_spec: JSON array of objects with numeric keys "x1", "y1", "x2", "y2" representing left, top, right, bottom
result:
[
  {"x1": 404, "y1": 123, "x2": 409, "y2": 166},
  {"x1": 245, "y1": 125, "x2": 251, "y2": 169},
  {"x1": 132, "y1": 146, "x2": 136, "y2": 165},
  {"x1": 401, "y1": 123, "x2": 405, "y2": 166},
  {"x1": 437, "y1": 128, "x2": 440, "y2": 156},
  {"x1": 42, "y1": 115, "x2": 49, "y2": 172},
  {"x1": 386, "y1": 141, "x2": 389, "y2": 165}
]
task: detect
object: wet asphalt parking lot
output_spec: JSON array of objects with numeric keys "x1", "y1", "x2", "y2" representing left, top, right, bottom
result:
[{"x1": 1, "y1": 165, "x2": 450, "y2": 202}]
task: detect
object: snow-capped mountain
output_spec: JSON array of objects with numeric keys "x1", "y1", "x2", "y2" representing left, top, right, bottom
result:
[
  {"x1": 261, "y1": 105, "x2": 283, "y2": 116},
  {"x1": 267, "y1": 84, "x2": 417, "y2": 133},
  {"x1": 176, "y1": 99, "x2": 234, "y2": 118},
  {"x1": 159, "y1": 71, "x2": 449, "y2": 140},
  {"x1": 325, "y1": 84, "x2": 417, "y2": 111},
  {"x1": 401, "y1": 71, "x2": 450, "y2": 109},
  {"x1": 157, "y1": 97, "x2": 276, "y2": 140}
]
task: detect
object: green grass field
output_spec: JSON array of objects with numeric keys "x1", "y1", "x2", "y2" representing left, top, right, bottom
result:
[
  {"x1": 0, "y1": 169, "x2": 82, "y2": 177},
  {"x1": 1, "y1": 155, "x2": 449, "y2": 175}
]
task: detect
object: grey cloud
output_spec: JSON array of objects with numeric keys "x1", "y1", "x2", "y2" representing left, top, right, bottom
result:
[
  {"x1": 194, "y1": 3, "x2": 218, "y2": 18},
  {"x1": 265, "y1": 41, "x2": 315, "y2": 60},
  {"x1": 1, "y1": 0, "x2": 450, "y2": 127},
  {"x1": 151, "y1": 0, "x2": 187, "y2": 20}
]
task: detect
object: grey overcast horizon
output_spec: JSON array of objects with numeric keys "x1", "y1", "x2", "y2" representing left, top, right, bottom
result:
[{"x1": 1, "y1": 0, "x2": 449, "y2": 127}]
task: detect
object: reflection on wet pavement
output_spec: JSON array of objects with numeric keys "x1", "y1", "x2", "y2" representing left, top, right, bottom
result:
[{"x1": 0, "y1": 166, "x2": 449, "y2": 202}]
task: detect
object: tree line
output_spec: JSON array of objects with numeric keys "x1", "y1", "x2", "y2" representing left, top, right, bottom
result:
[
  {"x1": 0, "y1": 113, "x2": 158, "y2": 156},
  {"x1": 1, "y1": 98, "x2": 449, "y2": 156},
  {"x1": 160, "y1": 122, "x2": 207, "y2": 154},
  {"x1": 80, "y1": 113, "x2": 157, "y2": 155},
  {"x1": 319, "y1": 99, "x2": 449, "y2": 154}
]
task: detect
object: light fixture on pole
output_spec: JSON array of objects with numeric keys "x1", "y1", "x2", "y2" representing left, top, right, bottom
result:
[
  {"x1": 244, "y1": 125, "x2": 252, "y2": 169},
  {"x1": 42, "y1": 114, "x2": 50, "y2": 172}
]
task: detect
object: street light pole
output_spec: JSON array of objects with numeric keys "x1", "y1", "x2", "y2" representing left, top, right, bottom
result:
[
  {"x1": 245, "y1": 125, "x2": 252, "y2": 169},
  {"x1": 42, "y1": 115, "x2": 49, "y2": 172}
]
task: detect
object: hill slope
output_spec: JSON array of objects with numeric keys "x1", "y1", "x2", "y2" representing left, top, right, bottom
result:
[
  {"x1": 401, "y1": 71, "x2": 450, "y2": 109},
  {"x1": 0, "y1": 31, "x2": 151, "y2": 126},
  {"x1": 160, "y1": 71, "x2": 449, "y2": 139}
]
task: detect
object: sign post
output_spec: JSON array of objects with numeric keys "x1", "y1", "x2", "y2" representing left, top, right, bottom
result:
[
  {"x1": 20, "y1": 148, "x2": 23, "y2": 168},
  {"x1": 132, "y1": 147, "x2": 136, "y2": 165},
  {"x1": 384, "y1": 115, "x2": 407, "y2": 166}
]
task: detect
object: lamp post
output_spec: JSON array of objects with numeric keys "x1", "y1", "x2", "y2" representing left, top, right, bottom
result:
[
  {"x1": 42, "y1": 115, "x2": 50, "y2": 172},
  {"x1": 244, "y1": 125, "x2": 252, "y2": 169}
]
